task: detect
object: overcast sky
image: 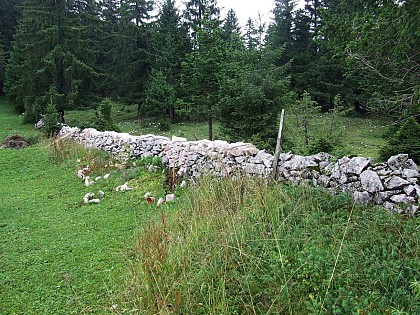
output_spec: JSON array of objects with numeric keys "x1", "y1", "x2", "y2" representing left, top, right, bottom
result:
[
  {"x1": 217, "y1": 0, "x2": 306, "y2": 27},
  {"x1": 173, "y1": 0, "x2": 306, "y2": 28}
]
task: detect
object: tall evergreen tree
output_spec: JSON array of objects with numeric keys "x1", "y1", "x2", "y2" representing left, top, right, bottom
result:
[
  {"x1": 142, "y1": 0, "x2": 190, "y2": 122},
  {"x1": 5, "y1": 0, "x2": 99, "y2": 121},
  {"x1": 267, "y1": 0, "x2": 295, "y2": 65},
  {"x1": 323, "y1": 0, "x2": 420, "y2": 115},
  {"x1": 0, "y1": 0, "x2": 21, "y2": 94},
  {"x1": 98, "y1": 0, "x2": 155, "y2": 105},
  {"x1": 183, "y1": 0, "x2": 220, "y2": 39},
  {"x1": 219, "y1": 44, "x2": 292, "y2": 151},
  {"x1": 181, "y1": 11, "x2": 224, "y2": 140},
  {"x1": 243, "y1": 18, "x2": 258, "y2": 50},
  {"x1": 221, "y1": 8, "x2": 240, "y2": 44}
]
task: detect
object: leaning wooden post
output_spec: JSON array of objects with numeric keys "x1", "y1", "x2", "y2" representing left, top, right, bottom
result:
[{"x1": 271, "y1": 109, "x2": 285, "y2": 180}]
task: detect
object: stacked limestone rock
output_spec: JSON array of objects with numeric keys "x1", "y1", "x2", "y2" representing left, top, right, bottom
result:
[{"x1": 58, "y1": 126, "x2": 419, "y2": 215}]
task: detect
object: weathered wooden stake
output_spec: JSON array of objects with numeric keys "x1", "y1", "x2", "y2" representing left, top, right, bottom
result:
[{"x1": 271, "y1": 109, "x2": 285, "y2": 180}]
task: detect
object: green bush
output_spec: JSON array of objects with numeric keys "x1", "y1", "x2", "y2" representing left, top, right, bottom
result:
[
  {"x1": 42, "y1": 101, "x2": 61, "y2": 137},
  {"x1": 93, "y1": 98, "x2": 120, "y2": 132},
  {"x1": 158, "y1": 117, "x2": 171, "y2": 131},
  {"x1": 309, "y1": 137, "x2": 336, "y2": 154},
  {"x1": 380, "y1": 116, "x2": 420, "y2": 163}
]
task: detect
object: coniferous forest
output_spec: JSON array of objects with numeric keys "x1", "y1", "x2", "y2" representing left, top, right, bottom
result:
[{"x1": 0, "y1": 0, "x2": 419, "y2": 155}]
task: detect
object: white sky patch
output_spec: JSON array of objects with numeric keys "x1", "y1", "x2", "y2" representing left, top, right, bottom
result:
[{"x1": 173, "y1": 0, "x2": 306, "y2": 28}]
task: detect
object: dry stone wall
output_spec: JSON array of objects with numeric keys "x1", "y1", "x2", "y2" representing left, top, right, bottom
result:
[{"x1": 59, "y1": 126, "x2": 420, "y2": 215}]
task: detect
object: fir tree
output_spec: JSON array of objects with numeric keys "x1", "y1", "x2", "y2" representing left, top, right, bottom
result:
[{"x1": 5, "y1": 0, "x2": 99, "y2": 122}]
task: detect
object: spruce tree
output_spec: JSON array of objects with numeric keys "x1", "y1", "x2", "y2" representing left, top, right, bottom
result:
[
  {"x1": 267, "y1": 0, "x2": 295, "y2": 65},
  {"x1": 222, "y1": 9, "x2": 241, "y2": 44},
  {"x1": 5, "y1": 0, "x2": 99, "y2": 122},
  {"x1": 101, "y1": 0, "x2": 154, "y2": 106},
  {"x1": 181, "y1": 11, "x2": 224, "y2": 140},
  {"x1": 142, "y1": 0, "x2": 189, "y2": 122},
  {"x1": 183, "y1": 0, "x2": 220, "y2": 40},
  {"x1": 219, "y1": 43, "x2": 292, "y2": 151}
]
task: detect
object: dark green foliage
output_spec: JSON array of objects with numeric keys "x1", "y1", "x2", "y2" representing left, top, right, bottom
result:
[
  {"x1": 323, "y1": 0, "x2": 420, "y2": 115},
  {"x1": 0, "y1": 0, "x2": 21, "y2": 94},
  {"x1": 142, "y1": 69, "x2": 176, "y2": 121},
  {"x1": 380, "y1": 116, "x2": 420, "y2": 163},
  {"x1": 267, "y1": 0, "x2": 295, "y2": 66},
  {"x1": 42, "y1": 101, "x2": 61, "y2": 137},
  {"x1": 181, "y1": 10, "x2": 224, "y2": 140},
  {"x1": 5, "y1": 0, "x2": 99, "y2": 121},
  {"x1": 100, "y1": 0, "x2": 154, "y2": 104},
  {"x1": 221, "y1": 9, "x2": 241, "y2": 44},
  {"x1": 309, "y1": 137, "x2": 335, "y2": 154},
  {"x1": 142, "y1": 0, "x2": 190, "y2": 123},
  {"x1": 94, "y1": 98, "x2": 119, "y2": 132},
  {"x1": 183, "y1": 0, "x2": 220, "y2": 39},
  {"x1": 219, "y1": 46, "x2": 292, "y2": 151}
]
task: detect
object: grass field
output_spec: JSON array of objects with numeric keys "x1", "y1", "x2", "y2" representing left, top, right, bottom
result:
[
  {"x1": 1, "y1": 98, "x2": 419, "y2": 314},
  {"x1": 0, "y1": 98, "x2": 176, "y2": 313}
]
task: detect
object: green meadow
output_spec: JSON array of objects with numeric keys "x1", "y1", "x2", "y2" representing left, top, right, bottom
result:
[{"x1": 0, "y1": 98, "x2": 419, "y2": 314}]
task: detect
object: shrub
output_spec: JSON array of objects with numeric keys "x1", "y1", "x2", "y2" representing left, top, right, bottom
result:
[
  {"x1": 42, "y1": 101, "x2": 61, "y2": 137},
  {"x1": 158, "y1": 118, "x2": 171, "y2": 131},
  {"x1": 380, "y1": 116, "x2": 420, "y2": 163},
  {"x1": 93, "y1": 98, "x2": 120, "y2": 132},
  {"x1": 309, "y1": 137, "x2": 336, "y2": 154}
]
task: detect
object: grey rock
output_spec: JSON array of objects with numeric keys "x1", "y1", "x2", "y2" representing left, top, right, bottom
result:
[
  {"x1": 353, "y1": 191, "x2": 372, "y2": 205},
  {"x1": 414, "y1": 184, "x2": 420, "y2": 197},
  {"x1": 374, "y1": 190, "x2": 403, "y2": 205},
  {"x1": 383, "y1": 201, "x2": 395, "y2": 210},
  {"x1": 319, "y1": 161, "x2": 330, "y2": 170},
  {"x1": 311, "y1": 152, "x2": 334, "y2": 163},
  {"x1": 384, "y1": 176, "x2": 410, "y2": 190},
  {"x1": 338, "y1": 156, "x2": 351, "y2": 165},
  {"x1": 387, "y1": 154, "x2": 418, "y2": 171},
  {"x1": 390, "y1": 194, "x2": 409, "y2": 204},
  {"x1": 317, "y1": 175, "x2": 330, "y2": 187},
  {"x1": 407, "y1": 178, "x2": 418, "y2": 184},
  {"x1": 402, "y1": 169, "x2": 419, "y2": 178},
  {"x1": 339, "y1": 173, "x2": 348, "y2": 184},
  {"x1": 409, "y1": 204, "x2": 419, "y2": 216},
  {"x1": 360, "y1": 170, "x2": 384, "y2": 193},
  {"x1": 403, "y1": 185, "x2": 417, "y2": 197},
  {"x1": 279, "y1": 152, "x2": 294, "y2": 162},
  {"x1": 341, "y1": 182, "x2": 361, "y2": 194},
  {"x1": 344, "y1": 157, "x2": 371, "y2": 175}
]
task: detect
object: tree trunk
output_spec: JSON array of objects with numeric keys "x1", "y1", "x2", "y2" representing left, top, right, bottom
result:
[
  {"x1": 208, "y1": 118, "x2": 213, "y2": 141},
  {"x1": 59, "y1": 109, "x2": 65, "y2": 124},
  {"x1": 170, "y1": 105, "x2": 176, "y2": 123},
  {"x1": 304, "y1": 118, "x2": 308, "y2": 147}
]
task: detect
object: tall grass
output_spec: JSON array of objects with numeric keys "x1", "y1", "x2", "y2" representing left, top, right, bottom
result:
[{"x1": 123, "y1": 176, "x2": 420, "y2": 314}]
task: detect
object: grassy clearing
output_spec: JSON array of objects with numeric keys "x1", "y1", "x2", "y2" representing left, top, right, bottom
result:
[
  {"x1": 0, "y1": 102, "x2": 179, "y2": 313},
  {"x1": 0, "y1": 97, "x2": 40, "y2": 142},
  {"x1": 124, "y1": 176, "x2": 420, "y2": 314},
  {"x1": 0, "y1": 145, "x2": 174, "y2": 314},
  {"x1": 65, "y1": 104, "x2": 222, "y2": 141}
]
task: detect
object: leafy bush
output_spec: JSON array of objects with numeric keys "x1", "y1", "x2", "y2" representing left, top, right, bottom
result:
[
  {"x1": 309, "y1": 136, "x2": 336, "y2": 154},
  {"x1": 42, "y1": 101, "x2": 61, "y2": 137},
  {"x1": 158, "y1": 117, "x2": 171, "y2": 131},
  {"x1": 380, "y1": 116, "x2": 420, "y2": 163},
  {"x1": 93, "y1": 98, "x2": 120, "y2": 132}
]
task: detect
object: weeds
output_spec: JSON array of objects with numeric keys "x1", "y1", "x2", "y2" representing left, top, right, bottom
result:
[{"x1": 124, "y1": 176, "x2": 420, "y2": 314}]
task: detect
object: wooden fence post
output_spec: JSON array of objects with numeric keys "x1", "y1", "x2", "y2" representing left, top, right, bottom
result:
[{"x1": 271, "y1": 109, "x2": 285, "y2": 180}]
